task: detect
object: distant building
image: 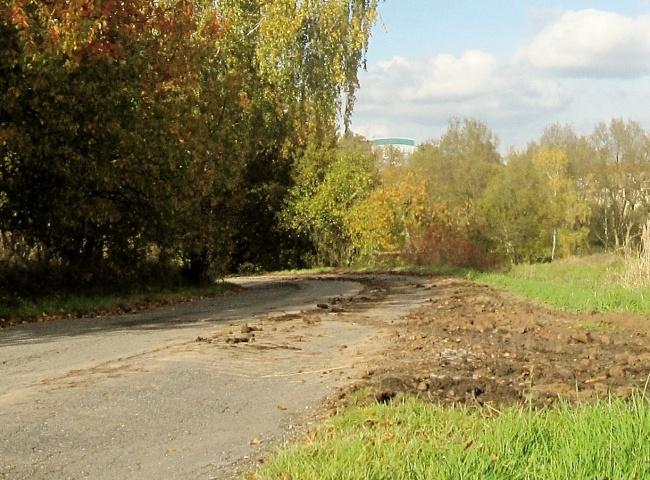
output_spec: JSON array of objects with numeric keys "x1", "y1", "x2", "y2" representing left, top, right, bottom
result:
[
  {"x1": 370, "y1": 137, "x2": 416, "y2": 165},
  {"x1": 370, "y1": 137, "x2": 416, "y2": 152}
]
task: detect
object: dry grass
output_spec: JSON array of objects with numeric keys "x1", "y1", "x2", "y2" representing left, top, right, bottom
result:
[{"x1": 620, "y1": 221, "x2": 650, "y2": 289}]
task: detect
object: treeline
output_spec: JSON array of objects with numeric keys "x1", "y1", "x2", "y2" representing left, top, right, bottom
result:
[
  {"x1": 0, "y1": 0, "x2": 378, "y2": 296},
  {"x1": 3, "y1": 2, "x2": 649, "y2": 300},
  {"x1": 289, "y1": 118, "x2": 650, "y2": 269}
]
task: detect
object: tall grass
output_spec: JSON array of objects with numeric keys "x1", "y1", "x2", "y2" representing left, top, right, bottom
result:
[
  {"x1": 620, "y1": 220, "x2": 650, "y2": 289},
  {"x1": 255, "y1": 396, "x2": 650, "y2": 480}
]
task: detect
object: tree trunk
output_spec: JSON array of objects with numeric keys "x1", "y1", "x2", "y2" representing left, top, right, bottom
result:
[
  {"x1": 185, "y1": 250, "x2": 212, "y2": 285},
  {"x1": 551, "y1": 227, "x2": 557, "y2": 262}
]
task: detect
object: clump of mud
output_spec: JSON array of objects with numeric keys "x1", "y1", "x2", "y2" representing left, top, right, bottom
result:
[{"x1": 355, "y1": 279, "x2": 650, "y2": 407}]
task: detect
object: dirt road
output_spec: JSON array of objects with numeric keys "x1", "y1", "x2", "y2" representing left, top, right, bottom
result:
[{"x1": 0, "y1": 275, "x2": 432, "y2": 479}]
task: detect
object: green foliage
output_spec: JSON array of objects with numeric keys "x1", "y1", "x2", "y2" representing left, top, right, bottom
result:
[
  {"x1": 255, "y1": 0, "x2": 379, "y2": 133},
  {"x1": 284, "y1": 139, "x2": 377, "y2": 265},
  {"x1": 4, "y1": 0, "x2": 650, "y2": 293},
  {"x1": 532, "y1": 146, "x2": 590, "y2": 259},
  {"x1": 380, "y1": 119, "x2": 503, "y2": 270},
  {"x1": 404, "y1": 117, "x2": 650, "y2": 268},
  {"x1": 589, "y1": 119, "x2": 650, "y2": 249},
  {"x1": 410, "y1": 118, "x2": 501, "y2": 215},
  {"x1": 1, "y1": 0, "x2": 247, "y2": 283},
  {"x1": 256, "y1": 396, "x2": 650, "y2": 479},
  {"x1": 536, "y1": 119, "x2": 650, "y2": 252},
  {"x1": 477, "y1": 147, "x2": 590, "y2": 264},
  {"x1": 477, "y1": 155, "x2": 548, "y2": 263}
]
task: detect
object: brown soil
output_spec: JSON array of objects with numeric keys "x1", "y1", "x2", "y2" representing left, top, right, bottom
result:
[{"x1": 355, "y1": 278, "x2": 650, "y2": 407}]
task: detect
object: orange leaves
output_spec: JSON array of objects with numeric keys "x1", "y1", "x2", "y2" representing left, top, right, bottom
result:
[
  {"x1": 7, "y1": 0, "x2": 227, "y2": 94},
  {"x1": 238, "y1": 91, "x2": 251, "y2": 110},
  {"x1": 204, "y1": 11, "x2": 227, "y2": 39},
  {"x1": 0, "y1": 126, "x2": 18, "y2": 147},
  {"x1": 46, "y1": 22, "x2": 60, "y2": 43},
  {"x1": 8, "y1": 1, "x2": 173, "y2": 63},
  {"x1": 9, "y1": 2, "x2": 29, "y2": 29}
]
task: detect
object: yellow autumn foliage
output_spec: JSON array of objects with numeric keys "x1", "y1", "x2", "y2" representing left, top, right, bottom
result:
[{"x1": 345, "y1": 169, "x2": 429, "y2": 261}]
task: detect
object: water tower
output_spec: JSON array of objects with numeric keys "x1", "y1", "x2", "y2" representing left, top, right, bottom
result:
[{"x1": 370, "y1": 137, "x2": 416, "y2": 165}]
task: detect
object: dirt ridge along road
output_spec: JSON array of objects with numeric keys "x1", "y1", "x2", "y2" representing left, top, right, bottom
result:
[
  {"x1": 358, "y1": 278, "x2": 650, "y2": 407},
  {"x1": 0, "y1": 274, "x2": 433, "y2": 480}
]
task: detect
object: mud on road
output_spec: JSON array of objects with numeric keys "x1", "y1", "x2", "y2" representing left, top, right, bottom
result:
[{"x1": 358, "y1": 278, "x2": 650, "y2": 407}]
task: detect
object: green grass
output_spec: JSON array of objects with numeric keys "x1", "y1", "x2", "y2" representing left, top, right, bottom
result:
[
  {"x1": 471, "y1": 254, "x2": 650, "y2": 314},
  {"x1": 254, "y1": 396, "x2": 650, "y2": 480},
  {"x1": 0, "y1": 281, "x2": 237, "y2": 324}
]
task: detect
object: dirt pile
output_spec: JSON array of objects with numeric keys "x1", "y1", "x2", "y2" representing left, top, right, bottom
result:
[{"x1": 358, "y1": 278, "x2": 650, "y2": 407}]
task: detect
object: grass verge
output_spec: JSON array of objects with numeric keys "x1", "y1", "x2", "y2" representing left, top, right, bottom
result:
[
  {"x1": 254, "y1": 395, "x2": 650, "y2": 480},
  {"x1": 0, "y1": 281, "x2": 238, "y2": 327},
  {"x1": 471, "y1": 254, "x2": 650, "y2": 314}
]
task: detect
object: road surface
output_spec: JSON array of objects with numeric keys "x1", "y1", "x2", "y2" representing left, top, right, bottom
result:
[{"x1": 0, "y1": 275, "x2": 431, "y2": 479}]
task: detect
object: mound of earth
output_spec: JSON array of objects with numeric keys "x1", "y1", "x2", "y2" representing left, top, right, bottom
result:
[{"x1": 356, "y1": 278, "x2": 650, "y2": 407}]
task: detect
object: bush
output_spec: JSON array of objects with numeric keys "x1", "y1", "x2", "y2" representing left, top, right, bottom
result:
[{"x1": 405, "y1": 206, "x2": 499, "y2": 271}]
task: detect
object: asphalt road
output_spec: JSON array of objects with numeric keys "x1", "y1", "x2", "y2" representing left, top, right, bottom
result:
[{"x1": 0, "y1": 275, "x2": 430, "y2": 479}]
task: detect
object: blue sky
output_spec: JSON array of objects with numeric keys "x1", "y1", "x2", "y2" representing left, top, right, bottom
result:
[{"x1": 351, "y1": 1, "x2": 650, "y2": 149}]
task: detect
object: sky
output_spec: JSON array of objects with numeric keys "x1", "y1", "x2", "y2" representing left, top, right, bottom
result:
[{"x1": 351, "y1": 1, "x2": 650, "y2": 150}]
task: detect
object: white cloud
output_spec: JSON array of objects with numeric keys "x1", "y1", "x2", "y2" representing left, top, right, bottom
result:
[
  {"x1": 517, "y1": 9, "x2": 650, "y2": 77},
  {"x1": 353, "y1": 51, "x2": 566, "y2": 141},
  {"x1": 365, "y1": 51, "x2": 502, "y2": 102},
  {"x1": 353, "y1": 122, "x2": 391, "y2": 141}
]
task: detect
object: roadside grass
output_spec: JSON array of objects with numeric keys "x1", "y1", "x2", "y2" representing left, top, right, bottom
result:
[
  {"x1": 471, "y1": 254, "x2": 650, "y2": 314},
  {"x1": 0, "y1": 281, "x2": 237, "y2": 326},
  {"x1": 263, "y1": 266, "x2": 337, "y2": 277},
  {"x1": 254, "y1": 395, "x2": 650, "y2": 480}
]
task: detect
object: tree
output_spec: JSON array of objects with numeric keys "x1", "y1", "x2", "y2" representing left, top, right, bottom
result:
[
  {"x1": 206, "y1": 0, "x2": 380, "y2": 273},
  {"x1": 0, "y1": 0, "x2": 380, "y2": 289},
  {"x1": 410, "y1": 118, "x2": 502, "y2": 218},
  {"x1": 1, "y1": 0, "x2": 224, "y2": 281},
  {"x1": 346, "y1": 168, "x2": 428, "y2": 261},
  {"x1": 532, "y1": 147, "x2": 590, "y2": 261},
  {"x1": 587, "y1": 119, "x2": 650, "y2": 250},
  {"x1": 478, "y1": 155, "x2": 550, "y2": 263},
  {"x1": 283, "y1": 139, "x2": 377, "y2": 266}
]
